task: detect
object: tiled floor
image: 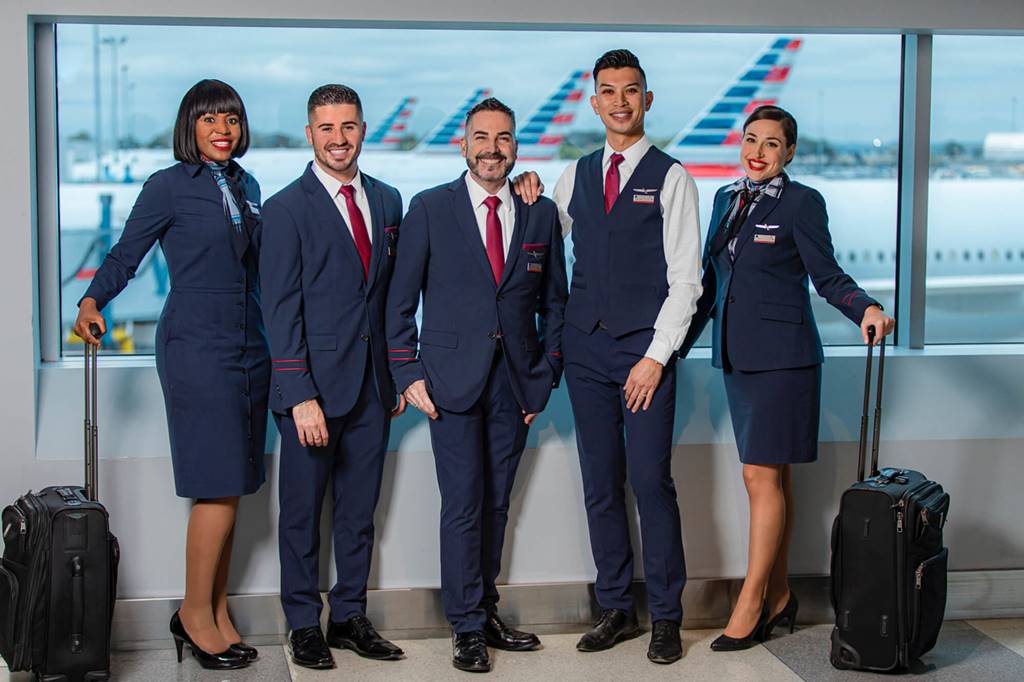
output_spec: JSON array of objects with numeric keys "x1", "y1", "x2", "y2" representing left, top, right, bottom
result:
[{"x1": 4, "y1": 620, "x2": 1024, "y2": 681}]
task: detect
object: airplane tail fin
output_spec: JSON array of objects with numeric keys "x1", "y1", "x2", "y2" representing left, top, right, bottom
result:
[
  {"x1": 516, "y1": 69, "x2": 592, "y2": 161},
  {"x1": 416, "y1": 88, "x2": 493, "y2": 154},
  {"x1": 670, "y1": 37, "x2": 803, "y2": 177},
  {"x1": 364, "y1": 97, "x2": 418, "y2": 151}
]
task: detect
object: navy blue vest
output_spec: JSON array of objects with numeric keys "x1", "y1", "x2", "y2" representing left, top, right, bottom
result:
[{"x1": 565, "y1": 145, "x2": 676, "y2": 338}]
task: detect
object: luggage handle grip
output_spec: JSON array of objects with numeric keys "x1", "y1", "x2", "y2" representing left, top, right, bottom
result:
[
  {"x1": 83, "y1": 324, "x2": 103, "y2": 502},
  {"x1": 856, "y1": 328, "x2": 886, "y2": 482}
]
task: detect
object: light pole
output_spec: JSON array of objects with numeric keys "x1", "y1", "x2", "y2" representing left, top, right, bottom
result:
[
  {"x1": 101, "y1": 36, "x2": 126, "y2": 162},
  {"x1": 93, "y1": 26, "x2": 102, "y2": 181}
]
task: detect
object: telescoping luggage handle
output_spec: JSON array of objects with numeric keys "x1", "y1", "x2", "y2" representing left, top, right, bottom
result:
[
  {"x1": 83, "y1": 323, "x2": 104, "y2": 502},
  {"x1": 856, "y1": 327, "x2": 886, "y2": 482}
]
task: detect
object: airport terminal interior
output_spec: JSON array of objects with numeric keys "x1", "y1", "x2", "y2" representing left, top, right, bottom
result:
[{"x1": 2, "y1": 1, "x2": 1024, "y2": 681}]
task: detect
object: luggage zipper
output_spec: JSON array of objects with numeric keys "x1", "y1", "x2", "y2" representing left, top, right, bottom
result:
[{"x1": 916, "y1": 487, "x2": 947, "y2": 527}]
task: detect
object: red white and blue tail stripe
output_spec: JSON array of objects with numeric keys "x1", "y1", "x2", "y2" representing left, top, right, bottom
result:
[
  {"x1": 670, "y1": 37, "x2": 803, "y2": 178},
  {"x1": 364, "y1": 97, "x2": 418, "y2": 151},
  {"x1": 517, "y1": 69, "x2": 591, "y2": 161},
  {"x1": 416, "y1": 88, "x2": 492, "y2": 154}
]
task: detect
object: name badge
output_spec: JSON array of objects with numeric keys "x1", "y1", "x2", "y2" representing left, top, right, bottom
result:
[
  {"x1": 633, "y1": 194, "x2": 655, "y2": 204},
  {"x1": 527, "y1": 262, "x2": 543, "y2": 273},
  {"x1": 753, "y1": 234, "x2": 776, "y2": 244}
]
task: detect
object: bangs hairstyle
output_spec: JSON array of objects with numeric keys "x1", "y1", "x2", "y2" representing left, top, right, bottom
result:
[
  {"x1": 744, "y1": 105, "x2": 798, "y2": 156},
  {"x1": 592, "y1": 49, "x2": 647, "y2": 89},
  {"x1": 173, "y1": 79, "x2": 250, "y2": 163},
  {"x1": 465, "y1": 97, "x2": 516, "y2": 132}
]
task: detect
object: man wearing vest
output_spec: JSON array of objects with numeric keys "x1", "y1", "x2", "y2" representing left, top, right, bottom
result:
[
  {"x1": 387, "y1": 98, "x2": 568, "y2": 673},
  {"x1": 261, "y1": 84, "x2": 406, "y2": 669},
  {"x1": 551, "y1": 49, "x2": 703, "y2": 664}
]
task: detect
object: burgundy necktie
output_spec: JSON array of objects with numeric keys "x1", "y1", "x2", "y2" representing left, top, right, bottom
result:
[
  {"x1": 338, "y1": 184, "x2": 371, "y2": 280},
  {"x1": 604, "y1": 152, "x2": 625, "y2": 214},
  {"x1": 484, "y1": 195, "x2": 504, "y2": 284}
]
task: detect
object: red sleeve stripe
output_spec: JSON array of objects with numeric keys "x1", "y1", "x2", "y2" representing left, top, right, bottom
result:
[
  {"x1": 548, "y1": 351, "x2": 562, "y2": 357},
  {"x1": 841, "y1": 292, "x2": 857, "y2": 306},
  {"x1": 275, "y1": 367, "x2": 307, "y2": 372},
  {"x1": 273, "y1": 359, "x2": 305, "y2": 363}
]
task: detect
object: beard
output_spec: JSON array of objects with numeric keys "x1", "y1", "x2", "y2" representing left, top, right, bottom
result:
[
  {"x1": 316, "y1": 143, "x2": 358, "y2": 175},
  {"x1": 467, "y1": 152, "x2": 515, "y2": 183}
]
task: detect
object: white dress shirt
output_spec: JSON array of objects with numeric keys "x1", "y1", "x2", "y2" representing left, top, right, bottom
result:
[
  {"x1": 552, "y1": 135, "x2": 703, "y2": 365},
  {"x1": 311, "y1": 160, "x2": 373, "y2": 243},
  {"x1": 464, "y1": 173, "x2": 516, "y2": 256}
]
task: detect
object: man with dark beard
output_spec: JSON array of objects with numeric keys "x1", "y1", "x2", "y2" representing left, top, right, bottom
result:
[
  {"x1": 261, "y1": 84, "x2": 406, "y2": 670},
  {"x1": 386, "y1": 97, "x2": 568, "y2": 673}
]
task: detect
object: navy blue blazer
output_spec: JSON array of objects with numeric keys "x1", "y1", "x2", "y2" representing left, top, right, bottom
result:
[
  {"x1": 386, "y1": 174, "x2": 568, "y2": 414},
  {"x1": 682, "y1": 176, "x2": 879, "y2": 371},
  {"x1": 260, "y1": 162, "x2": 403, "y2": 417}
]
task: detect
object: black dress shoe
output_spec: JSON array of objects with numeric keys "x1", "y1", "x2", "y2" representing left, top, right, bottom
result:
[
  {"x1": 576, "y1": 609, "x2": 642, "y2": 652},
  {"x1": 327, "y1": 614, "x2": 404, "y2": 660},
  {"x1": 710, "y1": 604, "x2": 769, "y2": 652},
  {"x1": 757, "y1": 592, "x2": 799, "y2": 642},
  {"x1": 483, "y1": 611, "x2": 541, "y2": 651},
  {"x1": 647, "y1": 620, "x2": 683, "y2": 664},
  {"x1": 288, "y1": 626, "x2": 335, "y2": 669},
  {"x1": 228, "y1": 641, "x2": 258, "y2": 662},
  {"x1": 452, "y1": 630, "x2": 491, "y2": 673},
  {"x1": 169, "y1": 610, "x2": 249, "y2": 670}
]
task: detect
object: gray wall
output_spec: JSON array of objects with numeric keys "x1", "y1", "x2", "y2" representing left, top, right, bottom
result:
[{"x1": 3, "y1": 1, "x2": 1024, "y2": 600}]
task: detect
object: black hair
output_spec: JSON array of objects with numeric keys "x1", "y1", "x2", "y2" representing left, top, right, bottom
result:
[
  {"x1": 592, "y1": 49, "x2": 647, "y2": 89},
  {"x1": 744, "y1": 105, "x2": 799, "y2": 155},
  {"x1": 307, "y1": 84, "x2": 363, "y2": 118},
  {"x1": 173, "y1": 79, "x2": 249, "y2": 163},
  {"x1": 465, "y1": 97, "x2": 516, "y2": 132}
]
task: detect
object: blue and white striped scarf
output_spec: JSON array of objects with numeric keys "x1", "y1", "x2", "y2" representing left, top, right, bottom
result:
[
  {"x1": 725, "y1": 173, "x2": 786, "y2": 257},
  {"x1": 204, "y1": 161, "x2": 243, "y2": 235}
]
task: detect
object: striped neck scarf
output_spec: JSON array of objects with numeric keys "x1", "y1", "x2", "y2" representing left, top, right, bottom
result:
[{"x1": 204, "y1": 160, "x2": 243, "y2": 235}]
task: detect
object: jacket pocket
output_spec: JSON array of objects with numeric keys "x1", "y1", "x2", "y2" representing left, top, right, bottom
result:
[
  {"x1": 909, "y1": 547, "x2": 948, "y2": 661},
  {"x1": 307, "y1": 334, "x2": 337, "y2": 350},
  {"x1": 420, "y1": 329, "x2": 459, "y2": 349},
  {"x1": 759, "y1": 302, "x2": 803, "y2": 324}
]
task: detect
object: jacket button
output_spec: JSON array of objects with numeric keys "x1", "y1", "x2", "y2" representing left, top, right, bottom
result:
[
  {"x1": 360, "y1": 334, "x2": 369, "y2": 342},
  {"x1": 496, "y1": 294, "x2": 503, "y2": 301},
  {"x1": 728, "y1": 296, "x2": 736, "y2": 303},
  {"x1": 487, "y1": 332, "x2": 496, "y2": 339}
]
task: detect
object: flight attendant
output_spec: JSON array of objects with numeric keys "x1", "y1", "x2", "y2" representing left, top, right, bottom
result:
[
  {"x1": 549, "y1": 49, "x2": 703, "y2": 665},
  {"x1": 74, "y1": 79, "x2": 266, "y2": 670},
  {"x1": 680, "y1": 105, "x2": 895, "y2": 651}
]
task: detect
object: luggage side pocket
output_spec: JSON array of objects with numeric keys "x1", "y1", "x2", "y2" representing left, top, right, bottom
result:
[
  {"x1": 829, "y1": 514, "x2": 842, "y2": 612},
  {"x1": 0, "y1": 561, "x2": 19, "y2": 667},
  {"x1": 909, "y1": 547, "x2": 948, "y2": 661},
  {"x1": 109, "y1": 533, "x2": 120, "y2": 628}
]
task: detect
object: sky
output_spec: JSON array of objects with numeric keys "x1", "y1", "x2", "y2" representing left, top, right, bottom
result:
[{"x1": 54, "y1": 25, "x2": 1024, "y2": 147}]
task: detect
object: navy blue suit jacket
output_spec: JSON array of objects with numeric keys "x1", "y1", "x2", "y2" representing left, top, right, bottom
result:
[
  {"x1": 386, "y1": 174, "x2": 568, "y2": 414},
  {"x1": 682, "y1": 176, "x2": 879, "y2": 370},
  {"x1": 260, "y1": 162, "x2": 403, "y2": 417}
]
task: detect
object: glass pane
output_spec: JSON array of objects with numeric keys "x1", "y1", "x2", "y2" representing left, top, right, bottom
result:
[
  {"x1": 927, "y1": 36, "x2": 1024, "y2": 344},
  {"x1": 55, "y1": 26, "x2": 899, "y2": 354}
]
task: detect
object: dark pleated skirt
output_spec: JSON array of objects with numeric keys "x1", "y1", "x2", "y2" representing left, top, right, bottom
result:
[{"x1": 723, "y1": 364, "x2": 822, "y2": 465}]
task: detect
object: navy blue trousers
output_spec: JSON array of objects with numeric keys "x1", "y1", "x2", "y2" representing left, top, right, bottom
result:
[
  {"x1": 428, "y1": 353, "x2": 529, "y2": 633},
  {"x1": 276, "y1": 364, "x2": 389, "y2": 631},
  {"x1": 563, "y1": 325, "x2": 686, "y2": 623}
]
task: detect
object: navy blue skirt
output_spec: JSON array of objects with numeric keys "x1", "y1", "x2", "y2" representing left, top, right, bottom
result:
[{"x1": 722, "y1": 364, "x2": 822, "y2": 465}]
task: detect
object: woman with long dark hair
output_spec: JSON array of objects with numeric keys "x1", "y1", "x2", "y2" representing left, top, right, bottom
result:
[
  {"x1": 681, "y1": 105, "x2": 895, "y2": 651},
  {"x1": 74, "y1": 79, "x2": 269, "y2": 670}
]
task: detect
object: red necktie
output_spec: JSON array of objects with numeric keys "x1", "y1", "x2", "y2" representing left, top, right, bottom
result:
[
  {"x1": 484, "y1": 195, "x2": 504, "y2": 284},
  {"x1": 338, "y1": 184, "x2": 371, "y2": 280},
  {"x1": 604, "y1": 152, "x2": 625, "y2": 214}
]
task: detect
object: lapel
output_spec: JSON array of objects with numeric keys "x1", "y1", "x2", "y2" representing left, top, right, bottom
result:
[
  {"x1": 300, "y1": 163, "x2": 365, "y2": 285},
  {"x1": 363, "y1": 173, "x2": 387, "y2": 289},
  {"x1": 497, "y1": 185, "x2": 528, "y2": 291},
  {"x1": 450, "y1": 174, "x2": 499, "y2": 289},
  {"x1": 731, "y1": 191, "x2": 781, "y2": 263}
]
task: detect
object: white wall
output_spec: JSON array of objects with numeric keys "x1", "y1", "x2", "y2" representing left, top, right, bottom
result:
[{"x1": 3, "y1": 1, "x2": 1024, "y2": 600}]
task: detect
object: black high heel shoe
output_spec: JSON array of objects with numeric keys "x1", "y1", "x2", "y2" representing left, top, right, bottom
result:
[
  {"x1": 229, "y1": 641, "x2": 259, "y2": 662},
  {"x1": 169, "y1": 610, "x2": 249, "y2": 670},
  {"x1": 757, "y1": 593, "x2": 799, "y2": 642},
  {"x1": 710, "y1": 603, "x2": 769, "y2": 652}
]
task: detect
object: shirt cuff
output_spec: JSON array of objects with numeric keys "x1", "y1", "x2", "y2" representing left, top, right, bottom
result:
[{"x1": 644, "y1": 338, "x2": 676, "y2": 366}]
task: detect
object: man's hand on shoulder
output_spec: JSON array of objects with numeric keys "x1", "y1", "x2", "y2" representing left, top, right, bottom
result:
[{"x1": 511, "y1": 171, "x2": 545, "y2": 205}]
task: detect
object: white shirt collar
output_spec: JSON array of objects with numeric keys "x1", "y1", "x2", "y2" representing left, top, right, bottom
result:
[
  {"x1": 311, "y1": 159, "x2": 364, "y2": 198},
  {"x1": 602, "y1": 135, "x2": 652, "y2": 170},
  {"x1": 464, "y1": 172, "x2": 513, "y2": 210}
]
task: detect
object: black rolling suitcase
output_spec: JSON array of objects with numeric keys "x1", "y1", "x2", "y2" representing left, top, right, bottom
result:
[
  {"x1": 1, "y1": 326, "x2": 119, "y2": 681},
  {"x1": 829, "y1": 332, "x2": 950, "y2": 672}
]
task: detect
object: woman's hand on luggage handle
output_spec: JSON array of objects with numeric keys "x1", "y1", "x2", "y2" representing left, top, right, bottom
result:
[
  {"x1": 391, "y1": 394, "x2": 408, "y2": 419},
  {"x1": 511, "y1": 171, "x2": 545, "y2": 205},
  {"x1": 624, "y1": 357, "x2": 663, "y2": 413},
  {"x1": 861, "y1": 305, "x2": 895, "y2": 345},
  {"x1": 74, "y1": 298, "x2": 107, "y2": 346},
  {"x1": 293, "y1": 398, "x2": 329, "y2": 448},
  {"x1": 403, "y1": 380, "x2": 438, "y2": 420}
]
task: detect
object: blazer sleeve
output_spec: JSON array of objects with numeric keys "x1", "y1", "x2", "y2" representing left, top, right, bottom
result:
[
  {"x1": 81, "y1": 170, "x2": 174, "y2": 311},
  {"x1": 259, "y1": 198, "x2": 320, "y2": 409},
  {"x1": 539, "y1": 204, "x2": 569, "y2": 386},
  {"x1": 792, "y1": 188, "x2": 880, "y2": 325},
  {"x1": 385, "y1": 195, "x2": 429, "y2": 394},
  {"x1": 679, "y1": 188, "x2": 724, "y2": 357}
]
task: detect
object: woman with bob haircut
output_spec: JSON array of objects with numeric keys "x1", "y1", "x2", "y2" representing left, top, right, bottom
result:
[
  {"x1": 681, "y1": 105, "x2": 894, "y2": 651},
  {"x1": 75, "y1": 79, "x2": 269, "y2": 670}
]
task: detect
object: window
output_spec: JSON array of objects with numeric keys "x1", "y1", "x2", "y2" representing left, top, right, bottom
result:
[
  {"x1": 52, "y1": 25, "x2": 900, "y2": 354},
  {"x1": 927, "y1": 36, "x2": 1024, "y2": 344}
]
